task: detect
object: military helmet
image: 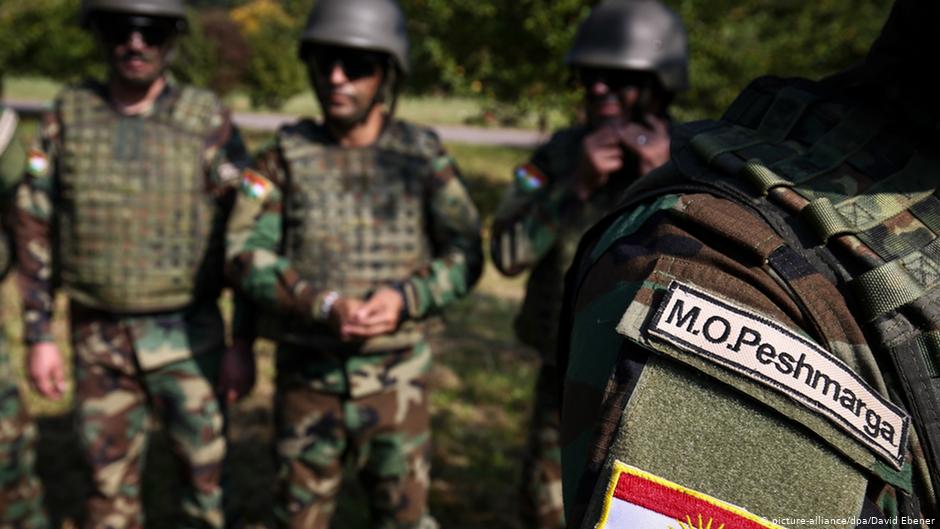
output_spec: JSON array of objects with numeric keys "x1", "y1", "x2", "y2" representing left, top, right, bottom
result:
[
  {"x1": 299, "y1": 0, "x2": 410, "y2": 74},
  {"x1": 81, "y1": 0, "x2": 188, "y2": 30},
  {"x1": 566, "y1": 0, "x2": 689, "y2": 92}
]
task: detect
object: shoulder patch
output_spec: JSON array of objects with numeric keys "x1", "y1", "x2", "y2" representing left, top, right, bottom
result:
[
  {"x1": 643, "y1": 280, "x2": 909, "y2": 468},
  {"x1": 514, "y1": 162, "x2": 547, "y2": 191},
  {"x1": 598, "y1": 461, "x2": 787, "y2": 529},
  {"x1": 27, "y1": 149, "x2": 49, "y2": 177},
  {"x1": 240, "y1": 169, "x2": 273, "y2": 199}
]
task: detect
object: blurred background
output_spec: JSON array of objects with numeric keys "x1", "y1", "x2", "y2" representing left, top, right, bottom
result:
[{"x1": 0, "y1": 0, "x2": 895, "y2": 527}]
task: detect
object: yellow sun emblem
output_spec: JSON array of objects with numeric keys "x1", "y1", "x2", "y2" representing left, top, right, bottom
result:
[{"x1": 671, "y1": 514, "x2": 725, "y2": 529}]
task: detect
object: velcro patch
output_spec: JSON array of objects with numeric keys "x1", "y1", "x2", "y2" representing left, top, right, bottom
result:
[
  {"x1": 514, "y1": 163, "x2": 547, "y2": 190},
  {"x1": 27, "y1": 149, "x2": 49, "y2": 176},
  {"x1": 598, "y1": 460, "x2": 786, "y2": 529},
  {"x1": 240, "y1": 169, "x2": 272, "y2": 199},
  {"x1": 646, "y1": 280, "x2": 909, "y2": 468}
]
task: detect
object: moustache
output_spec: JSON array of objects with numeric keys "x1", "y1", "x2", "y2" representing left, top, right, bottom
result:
[{"x1": 117, "y1": 50, "x2": 154, "y2": 63}]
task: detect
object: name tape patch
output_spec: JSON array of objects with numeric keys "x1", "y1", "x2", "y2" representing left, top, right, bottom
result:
[
  {"x1": 647, "y1": 280, "x2": 909, "y2": 468},
  {"x1": 597, "y1": 460, "x2": 786, "y2": 529}
]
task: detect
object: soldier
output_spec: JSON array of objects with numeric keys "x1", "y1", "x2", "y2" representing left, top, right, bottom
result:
[
  {"x1": 559, "y1": 0, "x2": 939, "y2": 526},
  {"x1": 224, "y1": 0, "x2": 483, "y2": 527},
  {"x1": 488, "y1": 1, "x2": 687, "y2": 527},
  {"x1": 14, "y1": 0, "x2": 251, "y2": 527},
  {"x1": 0, "y1": 105, "x2": 49, "y2": 529}
]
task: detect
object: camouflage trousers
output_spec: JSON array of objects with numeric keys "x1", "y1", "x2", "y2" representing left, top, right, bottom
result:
[
  {"x1": 274, "y1": 348, "x2": 432, "y2": 529},
  {"x1": 520, "y1": 362, "x2": 564, "y2": 529},
  {"x1": 71, "y1": 315, "x2": 226, "y2": 529},
  {"x1": 0, "y1": 350, "x2": 48, "y2": 529}
]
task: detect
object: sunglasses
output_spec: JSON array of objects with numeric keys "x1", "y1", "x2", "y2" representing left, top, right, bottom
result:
[
  {"x1": 94, "y1": 15, "x2": 176, "y2": 47},
  {"x1": 579, "y1": 68, "x2": 653, "y2": 91},
  {"x1": 309, "y1": 47, "x2": 385, "y2": 81}
]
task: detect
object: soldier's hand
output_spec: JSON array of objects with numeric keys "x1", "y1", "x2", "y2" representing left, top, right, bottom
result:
[
  {"x1": 574, "y1": 125, "x2": 625, "y2": 200},
  {"x1": 620, "y1": 115, "x2": 670, "y2": 176},
  {"x1": 330, "y1": 296, "x2": 366, "y2": 341},
  {"x1": 218, "y1": 339, "x2": 256, "y2": 405},
  {"x1": 28, "y1": 342, "x2": 66, "y2": 400},
  {"x1": 343, "y1": 287, "x2": 405, "y2": 339}
]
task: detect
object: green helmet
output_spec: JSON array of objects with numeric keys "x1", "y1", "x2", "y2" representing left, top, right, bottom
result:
[
  {"x1": 80, "y1": 0, "x2": 188, "y2": 30},
  {"x1": 566, "y1": 0, "x2": 689, "y2": 93},
  {"x1": 299, "y1": 0, "x2": 410, "y2": 75}
]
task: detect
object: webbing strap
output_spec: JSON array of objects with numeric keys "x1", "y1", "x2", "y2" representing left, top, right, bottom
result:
[
  {"x1": 769, "y1": 108, "x2": 887, "y2": 185},
  {"x1": 851, "y1": 235, "x2": 940, "y2": 321},
  {"x1": 742, "y1": 160, "x2": 791, "y2": 194},
  {"x1": 801, "y1": 155, "x2": 939, "y2": 242},
  {"x1": 691, "y1": 87, "x2": 819, "y2": 163},
  {"x1": 913, "y1": 331, "x2": 940, "y2": 378}
]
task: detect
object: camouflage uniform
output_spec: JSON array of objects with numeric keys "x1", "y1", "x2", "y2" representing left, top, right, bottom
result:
[
  {"x1": 490, "y1": 127, "x2": 635, "y2": 529},
  {"x1": 0, "y1": 106, "x2": 48, "y2": 529},
  {"x1": 14, "y1": 79, "x2": 247, "y2": 529},
  {"x1": 559, "y1": 5, "x2": 940, "y2": 527},
  {"x1": 226, "y1": 118, "x2": 483, "y2": 529}
]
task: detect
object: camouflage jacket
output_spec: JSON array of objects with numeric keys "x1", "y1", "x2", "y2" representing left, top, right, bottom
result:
[
  {"x1": 226, "y1": 118, "x2": 483, "y2": 396},
  {"x1": 559, "y1": 76, "x2": 938, "y2": 529},
  {"x1": 490, "y1": 126, "x2": 634, "y2": 362},
  {"x1": 14, "y1": 79, "x2": 249, "y2": 369}
]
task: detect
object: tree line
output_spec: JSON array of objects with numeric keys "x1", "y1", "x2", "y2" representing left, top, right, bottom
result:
[{"x1": 0, "y1": 0, "x2": 893, "y2": 124}]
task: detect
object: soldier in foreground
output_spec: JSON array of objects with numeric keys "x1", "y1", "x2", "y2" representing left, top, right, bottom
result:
[
  {"x1": 225, "y1": 0, "x2": 482, "y2": 527},
  {"x1": 0, "y1": 105, "x2": 48, "y2": 529},
  {"x1": 14, "y1": 0, "x2": 250, "y2": 526},
  {"x1": 559, "y1": 0, "x2": 939, "y2": 526},
  {"x1": 489, "y1": 1, "x2": 687, "y2": 527}
]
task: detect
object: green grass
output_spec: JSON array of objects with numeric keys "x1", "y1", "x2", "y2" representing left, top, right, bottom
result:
[{"x1": 5, "y1": 133, "x2": 540, "y2": 528}]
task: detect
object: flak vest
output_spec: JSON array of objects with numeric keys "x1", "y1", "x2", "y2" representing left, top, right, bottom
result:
[
  {"x1": 568, "y1": 76, "x2": 940, "y2": 514},
  {"x1": 56, "y1": 84, "x2": 222, "y2": 312},
  {"x1": 266, "y1": 119, "x2": 440, "y2": 352}
]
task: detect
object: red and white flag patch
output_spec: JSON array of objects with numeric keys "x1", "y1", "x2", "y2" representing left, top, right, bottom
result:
[{"x1": 597, "y1": 461, "x2": 787, "y2": 529}]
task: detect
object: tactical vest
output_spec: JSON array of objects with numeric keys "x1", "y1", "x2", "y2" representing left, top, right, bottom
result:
[
  {"x1": 56, "y1": 83, "x2": 221, "y2": 312},
  {"x1": 572, "y1": 76, "x2": 940, "y2": 512},
  {"x1": 514, "y1": 128, "x2": 632, "y2": 359},
  {"x1": 269, "y1": 119, "x2": 439, "y2": 352}
]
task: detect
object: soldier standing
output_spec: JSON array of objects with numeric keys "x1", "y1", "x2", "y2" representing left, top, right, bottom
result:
[
  {"x1": 0, "y1": 105, "x2": 48, "y2": 529},
  {"x1": 225, "y1": 0, "x2": 482, "y2": 528},
  {"x1": 560, "y1": 0, "x2": 939, "y2": 526},
  {"x1": 488, "y1": 2, "x2": 688, "y2": 527},
  {"x1": 14, "y1": 0, "x2": 251, "y2": 527}
]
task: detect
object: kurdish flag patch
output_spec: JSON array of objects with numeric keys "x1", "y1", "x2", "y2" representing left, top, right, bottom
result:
[
  {"x1": 240, "y1": 169, "x2": 273, "y2": 199},
  {"x1": 597, "y1": 461, "x2": 787, "y2": 529},
  {"x1": 514, "y1": 163, "x2": 547, "y2": 190},
  {"x1": 27, "y1": 149, "x2": 49, "y2": 176}
]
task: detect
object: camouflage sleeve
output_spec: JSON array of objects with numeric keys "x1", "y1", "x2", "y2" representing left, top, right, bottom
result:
[
  {"x1": 398, "y1": 148, "x2": 483, "y2": 320},
  {"x1": 13, "y1": 112, "x2": 58, "y2": 345},
  {"x1": 225, "y1": 141, "x2": 334, "y2": 324},
  {"x1": 489, "y1": 157, "x2": 580, "y2": 276},
  {"x1": 204, "y1": 107, "x2": 250, "y2": 194}
]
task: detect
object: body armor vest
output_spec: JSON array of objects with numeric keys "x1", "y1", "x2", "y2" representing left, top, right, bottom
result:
[
  {"x1": 56, "y1": 83, "x2": 221, "y2": 312},
  {"x1": 571, "y1": 76, "x2": 940, "y2": 513},
  {"x1": 271, "y1": 119, "x2": 438, "y2": 351}
]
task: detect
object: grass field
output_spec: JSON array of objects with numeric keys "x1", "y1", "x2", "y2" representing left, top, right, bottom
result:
[{"x1": 3, "y1": 123, "x2": 541, "y2": 527}]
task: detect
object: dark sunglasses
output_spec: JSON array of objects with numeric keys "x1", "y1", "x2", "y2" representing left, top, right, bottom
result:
[
  {"x1": 309, "y1": 47, "x2": 385, "y2": 81},
  {"x1": 579, "y1": 68, "x2": 652, "y2": 91},
  {"x1": 94, "y1": 15, "x2": 176, "y2": 47}
]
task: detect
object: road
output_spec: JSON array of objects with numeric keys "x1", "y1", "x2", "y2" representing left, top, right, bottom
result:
[{"x1": 3, "y1": 98, "x2": 545, "y2": 148}]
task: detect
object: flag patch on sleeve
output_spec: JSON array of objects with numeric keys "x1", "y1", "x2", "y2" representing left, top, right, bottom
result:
[
  {"x1": 514, "y1": 163, "x2": 547, "y2": 190},
  {"x1": 597, "y1": 461, "x2": 786, "y2": 529},
  {"x1": 645, "y1": 280, "x2": 909, "y2": 468},
  {"x1": 240, "y1": 169, "x2": 273, "y2": 199},
  {"x1": 27, "y1": 149, "x2": 49, "y2": 176}
]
